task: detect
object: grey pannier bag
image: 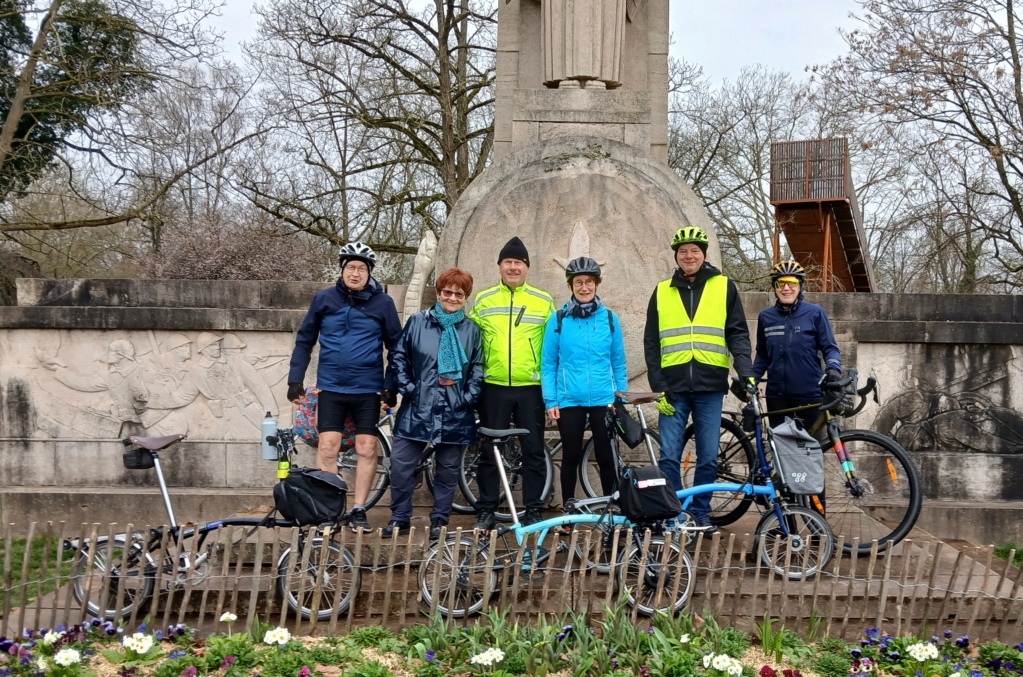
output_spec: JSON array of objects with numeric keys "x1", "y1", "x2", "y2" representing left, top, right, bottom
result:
[{"x1": 770, "y1": 417, "x2": 824, "y2": 495}]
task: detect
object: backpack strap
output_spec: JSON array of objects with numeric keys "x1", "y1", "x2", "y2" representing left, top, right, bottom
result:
[{"x1": 555, "y1": 307, "x2": 616, "y2": 334}]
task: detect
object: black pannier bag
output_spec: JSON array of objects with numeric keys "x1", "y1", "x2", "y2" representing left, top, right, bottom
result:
[
  {"x1": 613, "y1": 400, "x2": 645, "y2": 449},
  {"x1": 273, "y1": 468, "x2": 348, "y2": 526},
  {"x1": 770, "y1": 417, "x2": 825, "y2": 495},
  {"x1": 617, "y1": 465, "x2": 682, "y2": 522}
]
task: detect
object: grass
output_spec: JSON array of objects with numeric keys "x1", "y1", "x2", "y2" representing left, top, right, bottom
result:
[
  {"x1": 0, "y1": 534, "x2": 74, "y2": 612},
  {"x1": 994, "y1": 542, "x2": 1023, "y2": 567}
]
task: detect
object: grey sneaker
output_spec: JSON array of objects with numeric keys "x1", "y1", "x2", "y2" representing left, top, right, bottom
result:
[
  {"x1": 429, "y1": 518, "x2": 447, "y2": 541},
  {"x1": 348, "y1": 508, "x2": 372, "y2": 533}
]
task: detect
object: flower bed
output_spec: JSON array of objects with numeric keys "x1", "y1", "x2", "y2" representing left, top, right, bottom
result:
[{"x1": 3, "y1": 602, "x2": 1023, "y2": 677}]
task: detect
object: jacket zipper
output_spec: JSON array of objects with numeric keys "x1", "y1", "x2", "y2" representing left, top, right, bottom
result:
[
  {"x1": 688, "y1": 283, "x2": 695, "y2": 387},
  {"x1": 508, "y1": 289, "x2": 515, "y2": 384}
]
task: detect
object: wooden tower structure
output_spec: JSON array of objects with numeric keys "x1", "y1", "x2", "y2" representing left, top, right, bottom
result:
[{"x1": 769, "y1": 138, "x2": 875, "y2": 292}]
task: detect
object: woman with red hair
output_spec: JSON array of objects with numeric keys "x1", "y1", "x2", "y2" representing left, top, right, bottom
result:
[{"x1": 382, "y1": 267, "x2": 483, "y2": 540}]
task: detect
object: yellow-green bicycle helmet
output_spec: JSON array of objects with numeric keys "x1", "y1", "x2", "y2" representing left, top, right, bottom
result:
[{"x1": 670, "y1": 226, "x2": 709, "y2": 252}]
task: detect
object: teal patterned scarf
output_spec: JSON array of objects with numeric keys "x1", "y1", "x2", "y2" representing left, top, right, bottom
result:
[{"x1": 434, "y1": 302, "x2": 469, "y2": 381}]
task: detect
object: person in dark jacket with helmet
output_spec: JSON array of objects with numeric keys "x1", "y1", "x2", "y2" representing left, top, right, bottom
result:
[
  {"x1": 752, "y1": 260, "x2": 842, "y2": 427},
  {"x1": 287, "y1": 242, "x2": 402, "y2": 533},
  {"x1": 643, "y1": 226, "x2": 754, "y2": 533},
  {"x1": 541, "y1": 257, "x2": 627, "y2": 511},
  {"x1": 382, "y1": 267, "x2": 483, "y2": 541}
]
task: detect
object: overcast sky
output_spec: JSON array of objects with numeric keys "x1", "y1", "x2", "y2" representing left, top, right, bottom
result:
[{"x1": 210, "y1": 0, "x2": 864, "y2": 84}]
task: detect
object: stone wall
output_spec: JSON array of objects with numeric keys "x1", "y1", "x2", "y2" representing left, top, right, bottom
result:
[{"x1": 2, "y1": 279, "x2": 1022, "y2": 544}]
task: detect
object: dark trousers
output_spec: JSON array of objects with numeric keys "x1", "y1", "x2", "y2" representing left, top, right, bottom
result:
[
  {"x1": 388, "y1": 436, "x2": 462, "y2": 524},
  {"x1": 476, "y1": 383, "x2": 547, "y2": 512},
  {"x1": 557, "y1": 406, "x2": 616, "y2": 501}
]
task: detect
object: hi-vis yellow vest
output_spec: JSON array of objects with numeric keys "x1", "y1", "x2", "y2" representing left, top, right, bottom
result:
[{"x1": 656, "y1": 276, "x2": 730, "y2": 369}]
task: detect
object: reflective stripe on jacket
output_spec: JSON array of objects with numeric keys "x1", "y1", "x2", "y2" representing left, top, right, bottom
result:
[
  {"x1": 469, "y1": 282, "x2": 555, "y2": 387},
  {"x1": 656, "y1": 276, "x2": 729, "y2": 369}
]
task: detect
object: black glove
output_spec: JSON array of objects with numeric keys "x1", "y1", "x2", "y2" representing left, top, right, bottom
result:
[
  {"x1": 380, "y1": 389, "x2": 398, "y2": 408},
  {"x1": 826, "y1": 368, "x2": 842, "y2": 384},
  {"x1": 287, "y1": 382, "x2": 304, "y2": 402}
]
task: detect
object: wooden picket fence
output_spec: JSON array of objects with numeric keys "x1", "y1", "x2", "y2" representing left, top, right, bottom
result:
[{"x1": 2, "y1": 521, "x2": 1022, "y2": 642}]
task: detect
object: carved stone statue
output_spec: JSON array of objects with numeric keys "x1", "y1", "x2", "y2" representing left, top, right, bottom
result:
[
  {"x1": 403, "y1": 229, "x2": 439, "y2": 322},
  {"x1": 515, "y1": 0, "x2": 640, "y2": 89}
]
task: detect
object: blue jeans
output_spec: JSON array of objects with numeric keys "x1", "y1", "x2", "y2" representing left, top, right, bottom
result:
[
  {"x1": 657, "y1": 391, "x2": 724, "y2": 520},
  {"x1": 388, "y1": 437, "x2": 462, "y2": 524}
]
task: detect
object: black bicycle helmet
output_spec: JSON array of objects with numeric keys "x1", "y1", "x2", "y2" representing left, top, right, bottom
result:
[
  {"x1": 565, "y1": 256, "x2": 601, "y2": 281},
  {"x1": 338, "y1": 241, "x2": 377, "y2": 271},
  {"x1": 770, "y1": 259, "x2": 805, "y2": 283}
]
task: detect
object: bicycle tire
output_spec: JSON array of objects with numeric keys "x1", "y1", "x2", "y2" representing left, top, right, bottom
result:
[
  {"x1": 69, "y1": 535, "x2": 155, "y2": 620},
  {"x1": 570, "y1": 506, "x2": 626, "y2": 575},
  {"x1": 680, "y1": 417, "x2": 757, "y2": 526},
  {"x1": 821, "y1": 429, "x2": 922, "y2": 554},
  {"x1": 418, "y1": 536, "x2": 496, "y2": 618},
  {"x1": 276, "y1": 538, "x2": 360, "y2": 621},
  {"x1": 755, "y1": 505, "x2": 834, "y2": 580},
  {"x1": 618, "y1": 536, "x2": 694, "y2": 616},
  {"x1": 458, "y1": 439, "x2": 554, "y2": 522},
  {"x1": 337, "y1": 427, "x2": 392, "y2": 510},
  {"x1": 579, "y1": 429, "x2": 661, "y2": 499}
]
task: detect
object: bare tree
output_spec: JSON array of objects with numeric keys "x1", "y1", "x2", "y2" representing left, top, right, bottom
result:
[{"x1": 241, "y1": 0, "x2": 497, "y2": 254}]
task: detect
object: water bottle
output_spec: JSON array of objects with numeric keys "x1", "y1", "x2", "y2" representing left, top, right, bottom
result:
[{"x1": 261, "y1": 412, "x2": 277, "y2": 461}]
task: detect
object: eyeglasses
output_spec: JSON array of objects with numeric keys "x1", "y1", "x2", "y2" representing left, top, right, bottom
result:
[
  {"x1": 774, "y1": 281, "x2": 799, "y2": 289},
  {"x1": 439, "y1": 289, "x2": 466, "y2": 299},
  {"x1": 344, "y1": 264, "x2": 369, "y2": 274},
  {"x1": 572, "y1": 278, "x2": 597, "y2": 287}
]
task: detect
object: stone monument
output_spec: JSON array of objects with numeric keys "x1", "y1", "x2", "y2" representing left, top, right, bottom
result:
[{"x1": 438, "y1": 0, "x2": 719, "y2": 387}]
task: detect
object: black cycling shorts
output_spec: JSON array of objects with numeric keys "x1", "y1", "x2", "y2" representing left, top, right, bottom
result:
[{"x1": 317, "y1": 390, "x2": 380, "y2": 437}]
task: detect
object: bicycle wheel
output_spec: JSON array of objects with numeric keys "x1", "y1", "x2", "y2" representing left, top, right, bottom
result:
[
  {"x1": 571, "y1": 511, "x2": 626, "y2": 575},
  {"x1": 418, "y1": 536, "x2": 496, "y2": 618},
  {"x1": 69, "y1": 535, "x2": 155, "y2": 620},
  {"x1": 337, "y1": 427, "x2": 391, "y2": 510},
  {"x1": 580, "y1": 430, "x2": 660, "y2": 499},
  {"x1": 458, "y1": 439, "x2": 554, "y2": 522},
  {"x1": 755, "y1": 505, "x2": 834, "y2": 580},
  {"x1": 618, "y1": 535, "x2": 693, "y2": 616},
  {"x1": 276, "y1": 538, "x2": 360, "y2": 621},
  {"x1": 681, "y1": 417, "x2": 757, "y2": 526},
  {"x1": 822, "y1": 429, "x2": 922, "y2": 554}
]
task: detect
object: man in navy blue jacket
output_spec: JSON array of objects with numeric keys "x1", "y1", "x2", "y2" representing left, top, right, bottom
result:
[
  {"x1": 752, "y1": 260, "x2": 842, "y2": 428},
  {"x1": 288, "y1": 242, "x2": 402, "y2": 532}
]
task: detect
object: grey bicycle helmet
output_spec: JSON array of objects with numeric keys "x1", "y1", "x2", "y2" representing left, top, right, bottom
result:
[
  {"x1": 338, "y1": 241, "x2": 376, "y2": 271},
  {"x1": 565, "y1": 256, "x2": 601, "y2": 281}
]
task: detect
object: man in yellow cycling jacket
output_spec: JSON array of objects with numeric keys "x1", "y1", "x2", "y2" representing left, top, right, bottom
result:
[
  {"x1": 643, "y1": 226, "x2": 754, "y2": 534},
  {"x1": 469, "y1": 237, "x2": 556, "y2": 530}
]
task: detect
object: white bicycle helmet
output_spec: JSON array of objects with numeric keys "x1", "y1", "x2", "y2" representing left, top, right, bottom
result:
[{"x1": 338, "y1": 241, "x2": 376, "y2": 271}]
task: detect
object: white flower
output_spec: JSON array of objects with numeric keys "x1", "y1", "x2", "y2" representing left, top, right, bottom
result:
[
  {"x1": 220, "y1": 611, "x2": 238, "y2": 623},
  {"x1": 679, "y1": 633, "x2": 691, "y2": 644},
  {"x1": 712, "y1": 654, "x2": 732, "y2": 671},
  {"x1": 703, "y1": 653, "x2": 714, "y2": 668},
  {"x1": 728, "y1": 661, "x2": 743, "y2": 677},
  {"x1": 950, "y1": 673, "x2": 961, "y2": 677},
  {"x1": 470, "y1": 647, "x2": 505, "y2": 666},
  {"x1": 54, "y1": 648, "x2": 81, "y2": 667},
  {"x1": 263, "y1": 626, "x2": 291, "y2": 646},
  {"x1": 43, "y1": 630, "x2": 65, "y2": 645},
  {"x1": 906, "y1": 642, "x2": 938, "y2": 662},
  {"x1": 122, "y1": 632, "x2": 153, "y2": 655},
  {"x1": 37, "y1": 658, "x2": 49, "y2": 671}
]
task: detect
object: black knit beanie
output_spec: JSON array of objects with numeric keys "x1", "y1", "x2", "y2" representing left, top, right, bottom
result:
[{"x1": 497, "y1": 236, "x2": 530, "y2": 266}]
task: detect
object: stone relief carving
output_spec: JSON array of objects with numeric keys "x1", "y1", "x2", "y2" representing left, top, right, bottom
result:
[
  {"x1": 403, "y1": 229, "x2": 439, "y2": 323},
  {"x1": 552, "y1": 221, "x2": 606, "y2": 269},
  {"x1": 519, "y1": 0, "x2": 635, "y2": 89},
  {"x1": 6, "y1": 330, "x2": 291, "y2": 440},
  {"x1": 857, "y1": 343, "x2": 1023, "y2": 454}
]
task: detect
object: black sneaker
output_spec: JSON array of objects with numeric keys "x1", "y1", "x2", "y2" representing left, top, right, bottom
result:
[
  {"x1": 348, "y1": 508, "x2": 372, "y2": 533},
  {"x1": 381, "y1": 520, "x2": 410, "y2": 538},
  {"x1": 429, "y1": 518, "x2": 447, "y2": 541},
  {"x1": 522, "y1": 508, "x2": 544, "y2": 526},
  {"x1": 473, "y1": 510, "x2": 496, "y2": 532},
  {"x1": 695, "y1": 517, "x2": 719, "y2": 536}
]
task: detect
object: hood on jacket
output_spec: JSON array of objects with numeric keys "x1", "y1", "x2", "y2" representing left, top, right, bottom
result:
[{"x1": 671, "y1": 261, "x2": 721, "y2": 287}]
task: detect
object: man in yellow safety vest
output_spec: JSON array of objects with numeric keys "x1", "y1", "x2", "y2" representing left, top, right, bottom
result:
[{"x1": 643, "y1": 226, "x2": 754, "y2": 534}]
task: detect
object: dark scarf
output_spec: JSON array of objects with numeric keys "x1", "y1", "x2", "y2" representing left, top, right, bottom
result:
[{"x1": 564, "y1": 295, "x2": 603, "y2": 320}]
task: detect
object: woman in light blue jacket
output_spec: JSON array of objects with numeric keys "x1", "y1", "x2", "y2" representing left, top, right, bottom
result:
[{"x1": 542, "y1": 257, "x2": 628, "y2": 510}]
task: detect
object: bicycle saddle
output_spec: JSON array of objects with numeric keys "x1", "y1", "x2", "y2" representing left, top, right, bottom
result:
[
  {"x1": 477, "y1": 426, "x2": 530, "y2": 441},
  {"x1": 126, "y1": 434, "x2": 186, "y2": 450},
  {"x1": 614, "y1": 391, "x2": 663, "y2": 405}
]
